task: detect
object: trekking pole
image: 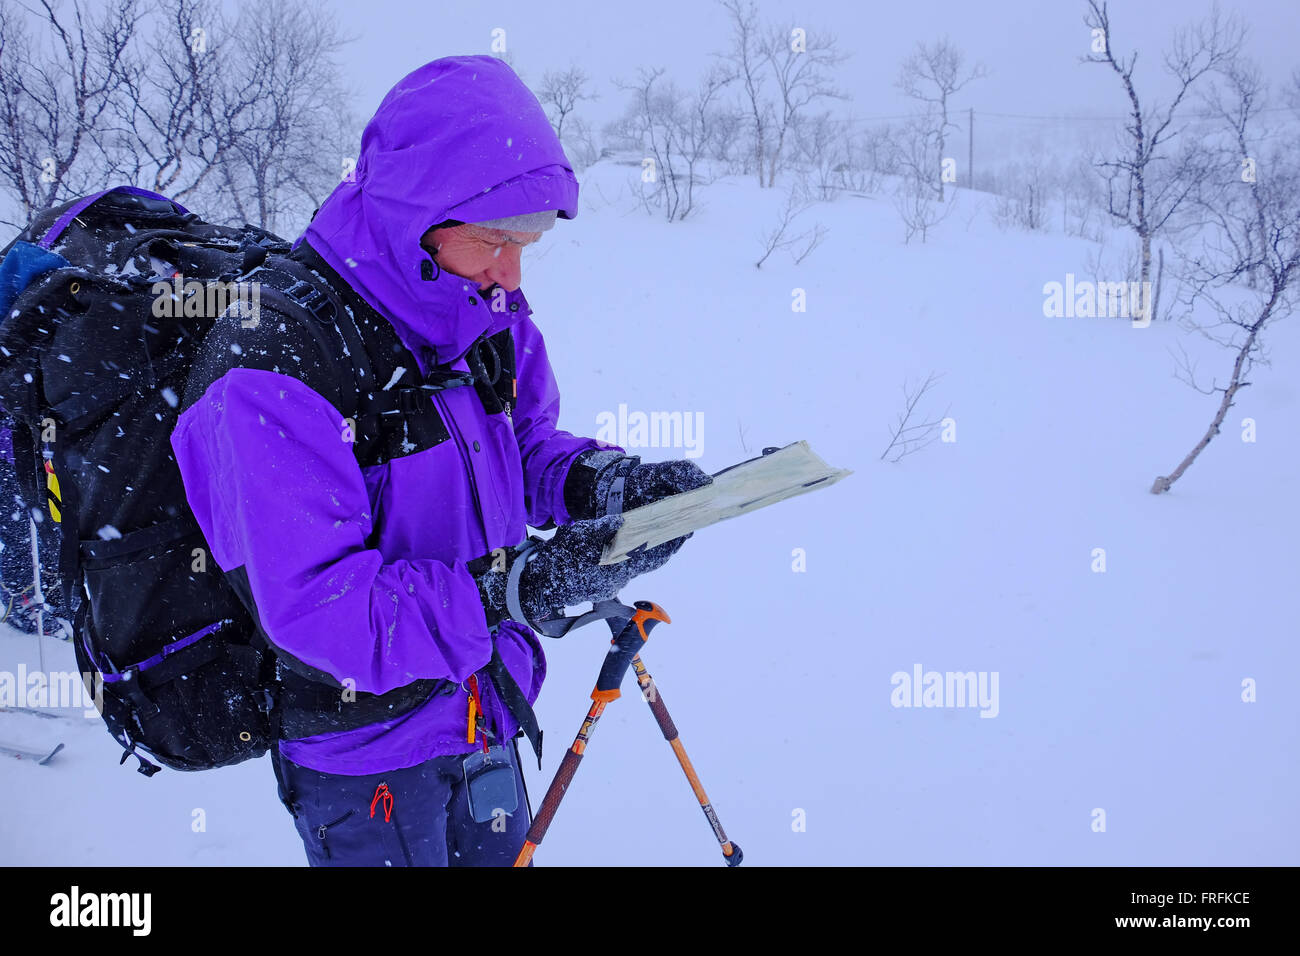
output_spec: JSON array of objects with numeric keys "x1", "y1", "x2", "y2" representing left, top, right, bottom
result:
[
  {"x1": 28, "y1": 514, "x2": 45, "y2": 673},
  {"x1": 629, "y1": 654, "x2": 742, "y2": 866},
  {"x1": 513, "y1": 599, "x2": 670, "y2": 867}
]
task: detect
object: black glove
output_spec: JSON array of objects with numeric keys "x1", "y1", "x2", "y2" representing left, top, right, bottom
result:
[
  {"x1": 473, "y1": 514, "x2": 688, "y2": 630},
  {"x1": 563, "y1": 449, "x2": 713, "y2": 520}
]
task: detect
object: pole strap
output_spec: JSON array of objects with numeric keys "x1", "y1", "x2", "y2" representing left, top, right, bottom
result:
[{"x1": 484, "y1": 643, "x2": 543, "y2": 769}]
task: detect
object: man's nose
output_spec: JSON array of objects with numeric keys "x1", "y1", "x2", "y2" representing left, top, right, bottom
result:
[{"x1": 483, "y1": 246, "x2": 523, "y2": 292}]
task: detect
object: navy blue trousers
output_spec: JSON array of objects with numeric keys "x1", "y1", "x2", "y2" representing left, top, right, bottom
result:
[{"x1": 270, "y1": 737, "x2": 533, "y2": 867}]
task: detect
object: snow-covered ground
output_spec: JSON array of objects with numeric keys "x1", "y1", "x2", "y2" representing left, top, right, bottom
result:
[{"x1": 3, "y1": 161, "x2": 1297, "y2": 865}]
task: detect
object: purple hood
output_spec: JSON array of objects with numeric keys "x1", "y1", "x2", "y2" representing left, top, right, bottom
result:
[{"x1": 300, "y1": 55, "x2": 579, "y2": 364}]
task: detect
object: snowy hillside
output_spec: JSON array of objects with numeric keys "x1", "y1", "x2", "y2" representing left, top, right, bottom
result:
[{"x1": 2, "y1": 161, "x2": 1297, "y2": 866}]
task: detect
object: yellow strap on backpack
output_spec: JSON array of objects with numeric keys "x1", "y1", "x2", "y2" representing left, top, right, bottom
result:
[{"x1": 44, "y1": 459, "x2": 61, "y2": 523}]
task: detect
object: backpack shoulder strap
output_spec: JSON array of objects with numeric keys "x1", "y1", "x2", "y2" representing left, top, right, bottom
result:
[
  {"x1": 286, "y1": 242, "x2": 519, "y2": 419},
  {"x1": 254, "y1": 252, "x2": 446, "y2": 467},
  {"x1": 179, "y1": 269, "x2": 360, "y2": 440},
  {"x1": 242, "y1": 243, "x2": 520, "y2": 469}
]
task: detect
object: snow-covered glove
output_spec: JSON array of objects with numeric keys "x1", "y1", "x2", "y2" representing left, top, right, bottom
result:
[
  {"x1": 563, "y1": 449, "x2": 713, "y2": 520},
  {"x1": 473, "y1": 514, "x2": 688, "y2": 630}
]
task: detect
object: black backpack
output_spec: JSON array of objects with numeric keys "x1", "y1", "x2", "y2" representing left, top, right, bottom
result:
[{"x1": 0, "y1": 186, "x2": 518, "y2": 775}]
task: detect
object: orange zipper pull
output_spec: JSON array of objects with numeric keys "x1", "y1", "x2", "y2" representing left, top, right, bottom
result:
[{"x1": 466, "y1": 675, "x2": 481, "y2": 744}]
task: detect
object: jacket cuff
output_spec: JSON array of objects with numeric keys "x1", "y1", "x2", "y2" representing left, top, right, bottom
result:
[{"x1": 562, "y1": 448, "x2": 627, "y2": 522}]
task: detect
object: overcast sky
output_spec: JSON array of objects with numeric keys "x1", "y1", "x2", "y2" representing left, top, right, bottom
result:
[{"x1": 325, "y1": 0, "x2": 1298, "y2": 132}]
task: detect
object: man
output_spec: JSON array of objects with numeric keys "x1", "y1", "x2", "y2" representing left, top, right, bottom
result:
[{"x1": 169, "y1": 55, "x2": 709, "y2": 866}]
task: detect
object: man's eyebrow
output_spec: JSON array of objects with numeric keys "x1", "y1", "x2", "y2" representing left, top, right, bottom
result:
[{"x1": 472, "y1": 228, "x2": 535, "y2": 245}]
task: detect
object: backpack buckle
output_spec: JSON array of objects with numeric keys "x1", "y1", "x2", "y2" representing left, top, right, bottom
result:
[
  {"x1": 396, "y1": 388, "x2": 426, "y2": 415},
  {"x1": 378, "y1": 387, "x2": 429, "y2": 417},
  {"x1": 282, "y1": 279, "x2": 335, "y2": 324}
]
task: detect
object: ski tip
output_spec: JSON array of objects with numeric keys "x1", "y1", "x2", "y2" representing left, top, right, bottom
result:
[{"x1": 38, "y1": 742, "x2": 65, "y2": 765}]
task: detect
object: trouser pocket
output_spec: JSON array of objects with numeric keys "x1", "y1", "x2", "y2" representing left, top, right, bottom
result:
[
  {"x1": 382, "y1": 801, "x2": 415, "y2": 867},
  {"x1": 274, "y1": 753, "x2": 454, "y2": 867},
  {"x1": 315, "y1": 810, "x2": 355, "y2": 862}
]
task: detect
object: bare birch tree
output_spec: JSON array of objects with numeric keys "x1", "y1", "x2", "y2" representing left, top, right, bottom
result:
[
  {"x1": 1083, "y1": 0, "x2": 1244, "y2": 323},
  {"x1": 0, "y1": 0, "x2": 356, "y2": 235},
  {"x1": 217, "y1": 0, "x2": 354, "y2": 233},
  {"x1": 789, "y1": 112, "x2": 844, "y2": 200},
  {"x1": 615, "y1": 65, "x2": 732, "y2": 222},
  {"x1": 890, "y1": 116, "x2": 955, "y2": 244},
  {"x1": 895, "y1": 36, "x2": 987, "y2": 202},
  {"x1": 537, "y1": 65, "x2": 596, "y2": 143},
  {"x1": 0, "y1": 0, "x2": 140, "y2": 223},
  {"x1": 717, "y1": 0, "x2": 845, "y2": 188},
  {"x1": 757, "y1": 19, "x2": 846, "y2": 189},
  {"x1": 1151, "y1": 60, "x2": 1300, "y2": 494},
  {"x1": 105, "y1": 0, "x2": 235, "y2": 203},
  {"x1": 717, "y1": 0, "x2": 768, "y2": 183}
]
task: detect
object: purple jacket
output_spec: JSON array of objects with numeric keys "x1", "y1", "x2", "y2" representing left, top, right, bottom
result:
[{"x1": 170, "y1": 56, "x2": 622, "y2": 775}]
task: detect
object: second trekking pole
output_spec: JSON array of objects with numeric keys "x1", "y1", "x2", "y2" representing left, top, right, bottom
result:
[
  {"x1": 628, "y1": 654, "x2": 742, "y2": 866},
  {"x1": 513, "y1": 599, "x2": 669, "y2": 867}
]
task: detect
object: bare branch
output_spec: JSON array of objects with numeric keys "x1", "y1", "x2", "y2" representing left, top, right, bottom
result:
[{"x1": 880, "y1": 372, "x2": 949, "y2": 462}]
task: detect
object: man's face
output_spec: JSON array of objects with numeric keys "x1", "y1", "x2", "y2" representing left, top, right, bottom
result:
[{"x1": 420, "y1": 222, "x2": 543, "y2": 293}]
